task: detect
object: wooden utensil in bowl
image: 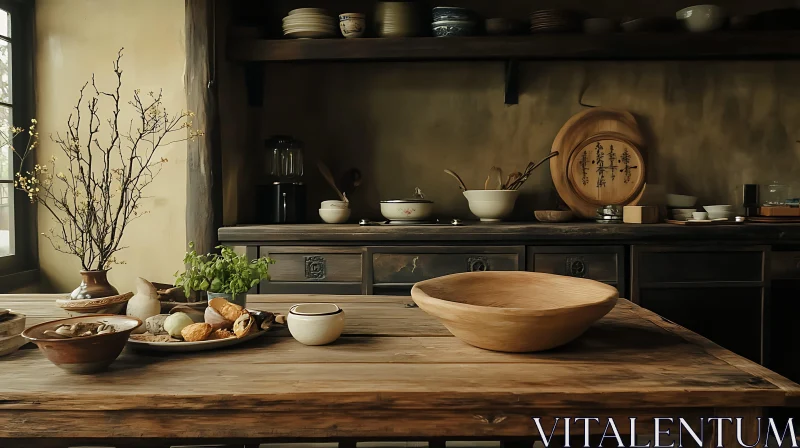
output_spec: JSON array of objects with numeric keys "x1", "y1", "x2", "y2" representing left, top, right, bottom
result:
[{"x1": 411, "y1": 271, "x2": 618, "y2": 352}]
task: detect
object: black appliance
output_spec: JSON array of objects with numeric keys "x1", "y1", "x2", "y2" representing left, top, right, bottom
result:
[{"x1": 258, "y1": 136, "x2": 306, "y2": 224}]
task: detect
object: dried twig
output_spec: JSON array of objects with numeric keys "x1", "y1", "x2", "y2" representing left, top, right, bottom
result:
[{"x1": 11, "y1": 48, "x2": 202, "y2": 270}]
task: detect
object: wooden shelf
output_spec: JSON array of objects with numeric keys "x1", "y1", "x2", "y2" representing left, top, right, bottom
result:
[{"x1": 229, "y1": 32, "x2": 800, "y2": 62}]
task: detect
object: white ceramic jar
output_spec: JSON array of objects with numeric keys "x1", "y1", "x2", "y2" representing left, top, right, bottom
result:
[{"x1": 287, "y1": 303, "x2": 345, "y2": 345}]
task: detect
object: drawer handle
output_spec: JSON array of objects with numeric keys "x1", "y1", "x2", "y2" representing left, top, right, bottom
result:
[
  {"x1": 468, "y1": 256, "x2": 490, "y2": 272},
  {"x1": 305, "y1": 256, "x2": 327, "y2": 280},
  {"x1": 566, "y1": 256, "x2": 587, "y2": 278}
]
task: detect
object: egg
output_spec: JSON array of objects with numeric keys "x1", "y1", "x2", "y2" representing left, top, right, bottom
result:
[{"x1": 163, "y1": 312, "x2": 194, "y2": 338}]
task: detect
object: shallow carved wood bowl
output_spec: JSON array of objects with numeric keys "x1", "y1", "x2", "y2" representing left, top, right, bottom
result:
[
  {"x1": 55, "y1": 292, "x2": 134, "y2": 316},
  {"x1": 411, "y1": 271, "x2": 618, "y2": 352}
]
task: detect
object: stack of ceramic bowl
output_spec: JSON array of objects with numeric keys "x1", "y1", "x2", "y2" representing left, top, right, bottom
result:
[
  {"x1": 671, "y1": 208, "x2": 697, "y2": 221},
  {"x1": 530, "y1": 9, "x2": 582, "y2": 33},
  {"x1": 596, "y1": 205, "x2": 623, "y2": 224},
  {"x1": 283, "y1": 8, "x2": 337, "y2": 39},
  {"x1": 704, "y1": 205, "x2": 734, "y2": 220},
  {"x1": 666, "y1": 193, "x2": 698, "y2": 221},
  {"x1": 0, "y1": 310, "x2": 26, "y2": 358},
  {"x1": 432, "y1": 7, "x2": 478, "y2": 37},
  {"x1": 376, "y1": 1, "x2": 420, "y2": 37},
  {"x1": 319, "y1": 200, "x2": 350, "y2": 224}
]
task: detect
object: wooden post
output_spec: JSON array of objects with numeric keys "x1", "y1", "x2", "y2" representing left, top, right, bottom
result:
[{"x1": 185, "y1": 0, "x2": 223, "y2": 254}]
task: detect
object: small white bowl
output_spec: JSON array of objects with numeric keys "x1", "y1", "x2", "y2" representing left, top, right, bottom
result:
[
  {"x1": 463, "y1": 190, "x2": 520, "y2": 222},
  {"x1": 288, "y1": 303, "x2": 345, "y2": 346},
  {"x1": 676, "y1": 5, "x2": 727, "y2": 32},
  {"x1": 321, "y1": 200, "x2": 349, "y2": 209},
  {"x1": 666, "y1": 194, "x2": 698, "y2": 208},
  {"x1": 319, "y1": 208, "x2": 350, "y2": 224},
  {"x1": 692, "y1": 212, "x2": 709, "y2": 220}
]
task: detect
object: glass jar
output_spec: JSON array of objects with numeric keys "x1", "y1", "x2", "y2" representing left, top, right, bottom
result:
[
  {"x1": 763, "y1": 180, "x2": 788, "y2": 205},
  {"x1": 265, "y1": 136, "x2": 304, "y2": 180}
]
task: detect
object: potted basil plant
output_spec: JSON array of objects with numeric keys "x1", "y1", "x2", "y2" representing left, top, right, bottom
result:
[{"x1": 174, "y1": 243, "x2": 275, "y2": 307}]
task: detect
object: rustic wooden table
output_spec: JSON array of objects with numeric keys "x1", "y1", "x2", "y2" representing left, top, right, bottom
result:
[{"x1": 0, "y1": 294, "x2": 798, "y2": 448}]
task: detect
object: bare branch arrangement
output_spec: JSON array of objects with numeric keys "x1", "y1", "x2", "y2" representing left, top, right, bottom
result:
[{"x1": 11, "y1": 48, "x2": 202, "y2": 271}]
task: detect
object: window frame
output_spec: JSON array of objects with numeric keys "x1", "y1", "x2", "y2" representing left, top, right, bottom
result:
[{"x1": 0, "y1": 0, "x2": 36, "y2": 279}]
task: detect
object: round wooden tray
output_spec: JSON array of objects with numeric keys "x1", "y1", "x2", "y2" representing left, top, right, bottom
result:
[
  {"x1": 565, "y1": 132, "x2": 645, "y2": 207},
  {"x1": 550, "y1": 108, "x2": 645, "y2": 218}
]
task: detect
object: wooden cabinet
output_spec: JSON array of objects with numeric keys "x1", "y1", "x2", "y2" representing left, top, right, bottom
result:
[
  {"x1": 527, "y1": 246, "x2": 625, "y2": 298},
  {"x1": 367, "y1": 246, "x2": 525, "y2": 295},
  {"x1": 631, "y1": 245, "x2": 768, "y2": 364},
  {"x1": 258, "y1": 246, "x2": 364, "y2": 294},
  {"x1": 769, "y1": 249, "x2": 800, "y2": 393}
]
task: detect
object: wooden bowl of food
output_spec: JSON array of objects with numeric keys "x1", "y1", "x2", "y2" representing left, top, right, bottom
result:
[
  {"x1": 411, "y1": 271, "x2": 618, "y2": 352},
  {"x1": 22, "y1": 315, "x2": 141, "y2": 374}
]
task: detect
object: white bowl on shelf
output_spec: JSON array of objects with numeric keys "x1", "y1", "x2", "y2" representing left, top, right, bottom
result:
[
  {"x1": 703, "y1": 204, "x2": 733, "y2": 213},
  {"x1": 321, "y1": 200, "x2": 349, "y2": 210},
  {"x1": 319, "y1": 208, "x2": 350, "y2": 224},
  {"x1": 463, "y1": 190, "x2": 520, "y2": 222}
]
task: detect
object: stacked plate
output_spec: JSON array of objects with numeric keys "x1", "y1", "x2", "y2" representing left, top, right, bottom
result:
[
  {"x1": 530, "y1": 9, "x2": 582, "y2": 33},
  {"x1": 376, "y1": 1, "x2": 420, "y2": 37},
  {"x1": 283, "y1": 8, "x2": 337, "y2": 39}
]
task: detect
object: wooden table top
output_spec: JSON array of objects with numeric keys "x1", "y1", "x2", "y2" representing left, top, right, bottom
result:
[{"x1": 1, "y1": 294, "x2": 798, "y2": 443}]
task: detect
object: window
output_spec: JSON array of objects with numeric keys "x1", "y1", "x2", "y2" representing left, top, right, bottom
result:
[{"x1": 0, "y1": 0, "x2": 34, "y2": 279}]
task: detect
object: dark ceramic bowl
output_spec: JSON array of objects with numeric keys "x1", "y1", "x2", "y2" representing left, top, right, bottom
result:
[
  {"x1": 22, "y1": 315, "x2": 141, "y2": 374},
  {"x1": 432, "y1": 7, "x2": 475, "y2": 22},
  {"x1": 432, "y1": 20, "x2": 477, "y2": 37}
]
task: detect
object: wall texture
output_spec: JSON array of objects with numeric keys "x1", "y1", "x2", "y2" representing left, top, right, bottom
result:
[{"x1": 35, "y1": 0, "x2": 187, "y2": 292}]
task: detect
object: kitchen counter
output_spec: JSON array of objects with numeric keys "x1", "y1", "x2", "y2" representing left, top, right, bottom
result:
[
  {"x1": 219, "y1": 222, "x2": 800, "y2": 244},
  {"x1": 1, "y1": 294, "x2": 797, "y2": 447}
]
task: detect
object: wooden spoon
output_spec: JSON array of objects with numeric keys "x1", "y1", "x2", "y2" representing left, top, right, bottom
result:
[
  {"x1": 444, "y1": 169, "x2": 468, "y2": 191},
  {"x1": 317, "y1": 161, "x2": 347, "y2": 202},
  {"x1": 486, "y1": 166, "x2": 503, "y2": 190}
]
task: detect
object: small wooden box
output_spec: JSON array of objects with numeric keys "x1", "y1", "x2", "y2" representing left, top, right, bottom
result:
[
  {"x1": 760, "y1": 206, "x2": 800, "y2": 217},
  {"x1": 623, "y1": 205, "x2": 659, "y2": 224}
]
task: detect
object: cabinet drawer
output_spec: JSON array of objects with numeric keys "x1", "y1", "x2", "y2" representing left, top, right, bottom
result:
[
  {"x1": 371, "y1": 247, "x2": 523, "y2": 285},
  {"x1": 528, "y1": 247, "x2": 621, "y2": 283},
  {"x1": 259, "y1": 247, "x2": 362, "y2": 282},
  {"x1": 634, "y1": 247, "x2": 765, "y2": 284},
  {"x1": 772, "y1": 252, "x2": 800, "y2": 280}
]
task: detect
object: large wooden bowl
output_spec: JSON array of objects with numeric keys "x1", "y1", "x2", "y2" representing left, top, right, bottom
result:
[{"x1": 411, "y1": 271, "x2": 618, "y2": 352}]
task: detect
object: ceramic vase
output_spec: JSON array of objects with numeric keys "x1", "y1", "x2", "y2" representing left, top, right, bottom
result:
[
  {"x1": 70, "y1": 270, "x2": 119, "y2": 300},
  {"x1": 207, "y1": 292, "x2": 247, "y2": 307},
  {"x1": 126, "y1": 278, "x2": 162, "y2": 333}
]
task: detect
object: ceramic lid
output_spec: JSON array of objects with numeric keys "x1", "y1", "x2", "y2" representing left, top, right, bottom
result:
[{"x1": 380, "y1": 187, "x2": 434, "y2": 204}]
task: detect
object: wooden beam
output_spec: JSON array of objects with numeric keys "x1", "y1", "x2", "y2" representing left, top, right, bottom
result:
[{"x1": 185, "y1": 0, "x2": 223, "y2": 254}]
